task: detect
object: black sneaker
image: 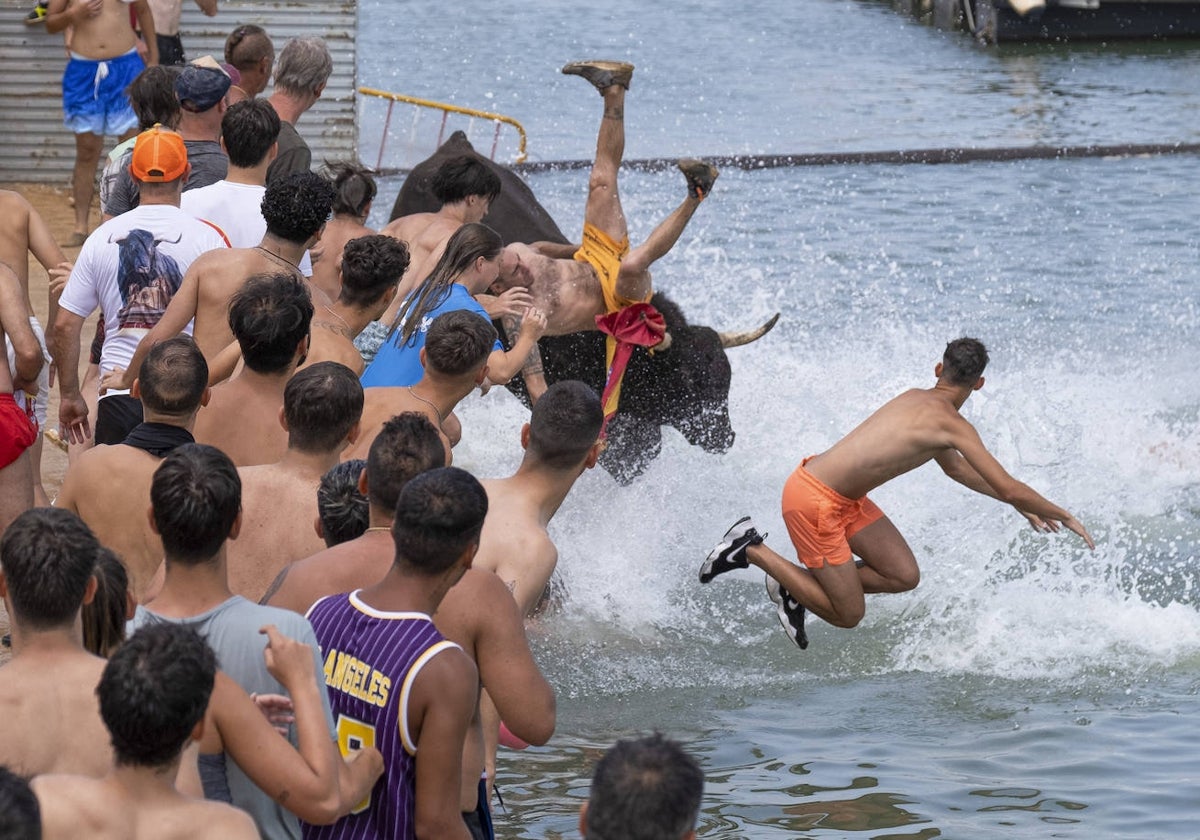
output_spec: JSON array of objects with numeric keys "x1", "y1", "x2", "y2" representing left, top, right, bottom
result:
[
  {"x1": 699, "y1": 516, "x2": 764, "y2": 583},
  {"x1": 24, "y1": 2, "x2": 47, "y2": 24},
  {"x1": 561, "y1": 60, "x2": 634, "y2": 92},
  {"x1": 677, "y1": 158, "x2": 719, "y2": 201},
  {"x1": 765, "y1": 577, "x2": 809, "y2": 650}
]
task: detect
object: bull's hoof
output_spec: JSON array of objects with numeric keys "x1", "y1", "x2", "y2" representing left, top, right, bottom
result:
[
  {"x1": 678, "y1": 159, "x2": 719, "y2": 201},
  {"x1": 561, "y1": 60, "x2": 634, "y2": 93}
]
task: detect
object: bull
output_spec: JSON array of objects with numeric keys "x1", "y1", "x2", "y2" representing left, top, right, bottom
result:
[
  {"x1": 111, "y1": 228, "x2": 184, "y2": 331},
  {"x1": 390, "y1": 131, "x2": 776, "y2": 483}
]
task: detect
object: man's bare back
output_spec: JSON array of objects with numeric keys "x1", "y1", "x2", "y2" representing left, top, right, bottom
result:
[
  {"x1": 0, "y1": 651, "x2": 111, "y2": 778},
  {"x1": 35, "y1": 773, "x2": 259, "y2": 840},
  {"x1": 192, "y1": 376, "x2": 288, "y2": 467},
  {"x1": 805, "y1": 387, "x2": 988, "y2": 501},
  {"x1": 342, "y1": 387, "x2": 454, "y2": 463},
  {"x1": 300, "y1": 322, "x2": 368, "y2": 375},
  {"x1": 227, "y1": 462, "x2": 327, "y2": 600},
  {"x1": 379, "y1": 212, "x2": 468, "y2": 325},
  {"x1": 308, "y1": 215, "x2": 374, "y2": 302},
  {"x1": 169, "y1": 248, "x2": 300, "y2": 360},
  {"x1": 263, "y1": 529, "x2": 393, "y2": 614},
  {"x1": 55, "y1": 445, "x2": 166, "y2": 600},
  {"x1": 475, "y1": 477, "x2": 558, "y2": 616}
]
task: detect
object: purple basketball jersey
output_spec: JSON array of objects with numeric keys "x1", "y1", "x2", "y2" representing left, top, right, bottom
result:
[{"x1": 303, "y1": 591, "x2": 458, "y2": 840}]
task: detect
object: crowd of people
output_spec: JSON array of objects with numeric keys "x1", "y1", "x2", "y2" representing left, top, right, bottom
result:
[
  {"x1": 0, "y1": 3, "x2": 712, "y2": 837},
  {"x1": 0, "y1": 2, "x2": 1100, "y2": 838}
]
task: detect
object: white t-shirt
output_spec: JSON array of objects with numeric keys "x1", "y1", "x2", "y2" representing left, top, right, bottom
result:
[
  {"x1": 181, "y1": 180, "x2": 314, "y2": 275},
  {"x1": 59, "y1": 204, "x2": 230, "y2": 388}
]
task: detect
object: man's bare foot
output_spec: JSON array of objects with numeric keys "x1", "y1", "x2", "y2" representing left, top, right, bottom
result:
[
  {"x1": 678, "y1": 159, "x2": 719, "y2": 201},
  {"x1": 561, "y1": 60, "x2": 634, "y2": 93}
]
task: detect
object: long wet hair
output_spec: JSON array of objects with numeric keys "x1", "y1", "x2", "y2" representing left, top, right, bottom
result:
[{"x1": 388, "y1": 222, "x2": 503, "y2": 348}]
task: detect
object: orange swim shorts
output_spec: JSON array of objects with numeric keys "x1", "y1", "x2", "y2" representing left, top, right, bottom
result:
[
  {"x1": 574, "y1": 223, "x2": 647, "y2": 313},
  {"x1": 781, "y1": 457, "x2": 884, "y2": 569}
]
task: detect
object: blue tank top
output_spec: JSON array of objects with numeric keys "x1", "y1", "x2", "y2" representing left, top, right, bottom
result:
[{"x1": 302, "y1": 591, "x2": 459, "y2": 840}]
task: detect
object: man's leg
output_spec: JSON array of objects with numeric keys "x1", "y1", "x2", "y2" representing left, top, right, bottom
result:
[
  {"x1": 746, "y1": 515, "x2": 917, "y2": 629},
  {"x1": 0, "y1": 451, "x2": 33, "y2": 534},
  {"x1": 563, "y1": 61, "x2": 634, "y2": 249},
  {"x1": 71, "y1": 132, "x2": 104, "y2": 239},
  {"x1": 847, "y1": 515, "x2": 920, "y2": 595},
  {"x1": 746, "y1": 543, "x2": 867, "y2": 629}
]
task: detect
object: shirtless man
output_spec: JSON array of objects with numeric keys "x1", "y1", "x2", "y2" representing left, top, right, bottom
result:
[
  {"x1": 192, "y1": 271, "x2": 312, "y2": 466},
  {"x1": 700, "y1": 338, "x2": 1095, "y2": 649},
  {"x1": 46, "y1": 0, "x2": 158, "y2": 244},
  {"x1": 265, "y1": 417, "x2": 555, "y2": 836},
  {"x1": 106, "y1": 170, "x2": 333, "y2": 392},
  {"x1": 381, "y1": 155, "x2": 501, "y2": 307},
  {"x1": 32, "y1": 623, "x2": 260, "y2": 840},
  {"x1": 227, "y1": 361, "x2": 362, "y2": 601},
  {"x1": 487, "y1": 61, "x2": 719, "y2": 401},
  {"x1": 0, "y1": 508, "x2": 111, "y2": 778},
  {"x1": 0, "y1": 265, "x2": 43, "y2": 531},
  {"x1": 264, "y1": 412, "x2": 445, "y2": 612},
  {"x1": 345, "y1": 310, "x2": 495, "y2": 464},
  {"x1": 301, "y1": 234, "x2": 406, "y2": 375},
  {"x1": 0, "y1": 191, "x2": 70, "y2": 503},
  {"x1": 56, "y1": 336, "x2": 208, "y2": 600},
  {"x1": 474, "y1": 380, "x2": 603, "y2": 616},
  {"x1": 308, "y1": 162, "x2": 377, "y2": 302}
]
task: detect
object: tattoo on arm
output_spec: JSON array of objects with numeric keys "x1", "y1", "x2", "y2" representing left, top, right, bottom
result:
[{"x1": 259, "y1": 567, "x2": 289, "y2": 605}]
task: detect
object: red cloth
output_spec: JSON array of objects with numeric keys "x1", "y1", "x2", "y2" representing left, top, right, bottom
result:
[
  {"x1": 0, "y1": 393, "x2": 36, "y2": 470},
  {"x1": 595, "y1": 302, "x2": 666, "y2": 434}
]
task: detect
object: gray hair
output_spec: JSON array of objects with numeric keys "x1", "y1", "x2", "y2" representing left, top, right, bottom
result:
[{"x1": 273, "y1": 37, "x2": 333, "y2": 96}]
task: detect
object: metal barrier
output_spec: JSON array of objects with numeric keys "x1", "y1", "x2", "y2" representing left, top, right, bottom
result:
[{"x1": 357, "y1": 87, "x2": 528, "y2": 172}]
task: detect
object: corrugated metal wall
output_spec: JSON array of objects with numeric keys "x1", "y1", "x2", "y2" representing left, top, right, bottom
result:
[{"x1": 0, "y1": 0, "x2": 358, "y2": 183}]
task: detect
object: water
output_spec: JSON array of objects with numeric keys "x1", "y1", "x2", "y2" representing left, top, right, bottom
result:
[{"x1": 357, "y1": 1, "x2": 1200, "y2": 836}]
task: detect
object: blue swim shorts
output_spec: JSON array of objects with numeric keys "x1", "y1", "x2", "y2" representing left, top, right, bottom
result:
[{"x1": 62, "y1": 47, "x2": 144, "y2": 136}]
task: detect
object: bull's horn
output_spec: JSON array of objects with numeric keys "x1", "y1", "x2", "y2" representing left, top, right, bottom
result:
[{"x1": 718, "y1": 313, "x2": 780, "y2": 348}]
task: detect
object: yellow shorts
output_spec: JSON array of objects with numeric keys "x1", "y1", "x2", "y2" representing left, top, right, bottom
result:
[
  {"x1": 574, "y1": 223, "x2": 647, "y2": 313},
  {"x1": 781, "y1": 458, "x2": 884, "y2": 569}
]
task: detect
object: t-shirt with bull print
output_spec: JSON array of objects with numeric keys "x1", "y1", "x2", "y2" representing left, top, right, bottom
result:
[{"x1": 59, "y1": 204, "x2": 230, "y2": 397}]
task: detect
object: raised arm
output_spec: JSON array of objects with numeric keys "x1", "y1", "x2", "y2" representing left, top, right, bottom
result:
[{"x1": 943, "y1": 418, "x2": 1094, "y2": 548}]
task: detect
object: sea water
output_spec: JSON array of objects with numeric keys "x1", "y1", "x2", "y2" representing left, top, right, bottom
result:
[{"x1": 357, "y1": 1, "x2": 1200, "y2": 836}]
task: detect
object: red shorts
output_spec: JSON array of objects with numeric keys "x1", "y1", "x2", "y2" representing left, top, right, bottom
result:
[
  {"x1": 0, "y1": 393, "x2": 36, "y2": 470},
  {"x1": 781, "y1": 457, "x2": 884, "y2": 569}
]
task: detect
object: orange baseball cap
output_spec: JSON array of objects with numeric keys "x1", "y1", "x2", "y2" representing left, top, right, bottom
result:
[{"x1": 130, "y1": 125, "x2": 188, "y2": 183}]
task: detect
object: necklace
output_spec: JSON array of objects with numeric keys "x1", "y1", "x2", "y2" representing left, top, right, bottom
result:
[
  {"x1": 255, "y1": 246, "x2": 301, "y2": 274},
  {"x1": 406, "y1": 386, "x2": 446, "y2": 427},
  {"x1": 365, "y1": 526, "x2": 391, "y2": 533},
  {"x1": 320, "y1": 304, "x2": 353, "y2": 335}
]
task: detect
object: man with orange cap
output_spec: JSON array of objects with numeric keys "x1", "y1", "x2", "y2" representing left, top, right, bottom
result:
[{"x1": 50, "y1": 125, "x2": 229, "y2": 446}]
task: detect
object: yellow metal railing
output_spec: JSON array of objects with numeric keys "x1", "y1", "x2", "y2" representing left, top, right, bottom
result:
[{"x1": 357, "y1": 87, "x2": 528, "y2": 169}]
